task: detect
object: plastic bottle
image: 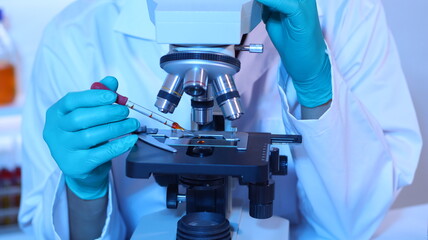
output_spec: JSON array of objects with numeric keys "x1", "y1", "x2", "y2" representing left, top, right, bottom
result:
[
  {"x1": 0, "y1": 9, "x2": 20, "y2": 227},
  {"x1": 0, "y1": 8, "x2": 16, "y2": 106}
]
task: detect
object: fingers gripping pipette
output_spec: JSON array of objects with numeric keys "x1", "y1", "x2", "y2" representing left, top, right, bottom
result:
[{"x1": 91, "y1": 82, "x2": 187, "y2": 131}]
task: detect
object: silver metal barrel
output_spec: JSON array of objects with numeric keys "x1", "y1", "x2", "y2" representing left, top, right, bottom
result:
[
  {"x1": 213, "y1": 74, "x2": 244, "y2": 120},
  {"x1": 155, "y1": 74, "x2": 184, "y2": 113}
]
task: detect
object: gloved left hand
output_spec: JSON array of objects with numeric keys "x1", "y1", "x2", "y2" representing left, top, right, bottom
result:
[
  {"x1": 257, "y1": 0, "x2": 332, "y2": 108},
  {"x1": 43, "y1": 77, "x2": 139, "y2": 200}
]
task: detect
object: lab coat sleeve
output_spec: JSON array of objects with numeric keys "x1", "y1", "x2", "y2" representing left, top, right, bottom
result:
[
  {"x1": 18, "y1": 38, "x2": 126, "y2": 239},
  {"x1": 277, "y1": 1, "x2": 422, "y2": 239}
]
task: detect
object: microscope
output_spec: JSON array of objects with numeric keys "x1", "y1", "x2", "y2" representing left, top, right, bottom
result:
[{"x1": 128, "y1": 1, "x2": 301, "y2": 239}]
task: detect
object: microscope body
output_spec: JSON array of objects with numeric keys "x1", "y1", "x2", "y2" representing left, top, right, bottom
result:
[{"x1": 127, "y1": 1, "x2": 300, "y2": 239}]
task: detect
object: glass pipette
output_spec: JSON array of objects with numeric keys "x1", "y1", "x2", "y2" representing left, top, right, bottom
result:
[{"x1": 91, "y1": 82, "x2": 187, "y2": 131}]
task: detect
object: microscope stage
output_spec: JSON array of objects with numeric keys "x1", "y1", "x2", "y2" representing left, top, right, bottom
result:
[{"x1": 126, "y1": 132, "x2": 273, "y2": 183}]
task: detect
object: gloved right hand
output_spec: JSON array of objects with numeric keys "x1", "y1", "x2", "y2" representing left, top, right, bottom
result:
[
  {"x1": 43, "y1": 76, "x2": 140, "y2": 200},
  {"x1": 257, "y1": 0, "x2": 332, "y2": 108}
]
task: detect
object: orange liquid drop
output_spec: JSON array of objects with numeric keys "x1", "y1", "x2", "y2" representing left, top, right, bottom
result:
[{"x1": 172, "y1": 122, "x2": 185, "y2": 130}]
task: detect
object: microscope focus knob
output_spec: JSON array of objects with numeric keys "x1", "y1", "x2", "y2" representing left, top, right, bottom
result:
[
  {"x1": 270, "y1": 148, "x2": 288, "y2": 175},
  {"x1": 248, "y1": 181, "x2": 275, "y2": 219},
  {"x1": 167, "y1": 184, "x2": 179, "y2": 209}
]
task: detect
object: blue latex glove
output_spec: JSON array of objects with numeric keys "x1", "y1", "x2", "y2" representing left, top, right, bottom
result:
[
  {"x1": 43, "y1": 76, "x2": 140, "y2": 200},
  {"x1": 257, "y1": 0, "x2": 332, "y2": 107}
]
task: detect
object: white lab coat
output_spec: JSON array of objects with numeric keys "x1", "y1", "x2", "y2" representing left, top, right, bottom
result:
[{"x1": 19, "y1": 0, "x2": 422, "y2": 239}]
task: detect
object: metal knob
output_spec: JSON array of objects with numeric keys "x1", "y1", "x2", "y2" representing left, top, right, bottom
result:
[
  {"x1": 234, "y1": 44, "x2": 264, "y2": 53},
  {"x1": 269, "y1": 148, "x2": 288, "y2": 175},
  {"x1": 248, "y1": 181, "x2": 275, "y2": 219}
]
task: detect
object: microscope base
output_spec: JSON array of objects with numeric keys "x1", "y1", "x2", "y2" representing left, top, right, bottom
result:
[{"x1": 131, "y1": 201, "x2": 289, "y2": 240}]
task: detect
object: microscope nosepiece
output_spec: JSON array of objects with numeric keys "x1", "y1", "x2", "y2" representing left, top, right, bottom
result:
[
  {"x1": 158, "y1": 50, "x2": 243, "y2": 121},
  {"x1": 155, "y1": 74, "x2": 184, "y2": 113},
  {"x1": 214, "y1": 74, "x2": 244, "y2": 120}
]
